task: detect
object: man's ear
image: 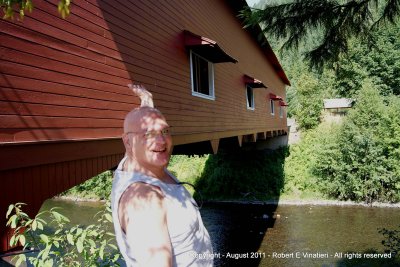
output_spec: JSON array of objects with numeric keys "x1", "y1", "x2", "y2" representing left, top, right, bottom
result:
[{"x1": 122, "y1": 133, "x2": 131, "y2": 150}]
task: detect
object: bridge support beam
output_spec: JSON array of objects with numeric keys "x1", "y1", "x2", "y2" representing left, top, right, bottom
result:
[
  {"x1": 254, "y1": 133, "x2": 288, "y2": 150},
  {"x1": 210, "y1": 139, "x2": 220, "y2": 154}
]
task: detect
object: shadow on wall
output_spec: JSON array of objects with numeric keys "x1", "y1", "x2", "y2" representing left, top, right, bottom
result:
[{"x1": 193, "y1": 142, "x2": 287, "y2": 266}]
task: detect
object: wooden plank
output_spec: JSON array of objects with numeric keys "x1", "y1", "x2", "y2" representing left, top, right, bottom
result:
[
  {"x1": 0, "y1": 101, "x2": 127, "y2": 119},
  {"x1": 0, "y1": 47, "x2": 129, "y2": 86},
  {"x1": 1, "y1": 171, "x2": 15, "y2": 252},
  {"x1": 92, "y1": 158, "x2": 98, "y2": 183},
  {"x1": 67, "y1": 161, "x2": 75, "y2": 190},
  {"x1": 12, "y1": 170, "x2": 25, "y2": 207},
  {"x1": 0, "y1": 139, "x2": 124, "y2": 171},
  {"x1": 0, "y1": 21, "x2": 108, "y2": 65},
  {"x1": 88, "y1": 158, "x2": 95, "y2": 180},
  {"x1": 47, "y1": 164, "x2": 57, "y2": 199},
  {"x1": 43, "y1": 165, "x2": 52, "y2": 200},
  {"x1": 21, "y1": 167, "x2": 34, "y2": 208},
  {"x1": 0, "y1": 74, "x2": 136, "y2": 104},
  {"x1": 0, "y1": 33, "x2": 130, "y2": 80},
  {"x1": 0, "y1": 128, "x2": 123, "y2": 143},
  {"x1": 0, "y1": 115, "x2": 122, "y2": 129},
  {"x1": 0, "y1": 61, "x2": 129, "y2": 97},
  {"x1": 29, "y1": 166, "x2": 41, "y2": 210}
]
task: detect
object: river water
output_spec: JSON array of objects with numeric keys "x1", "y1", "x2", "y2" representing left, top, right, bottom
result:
[{"x1": 38, "y1": 199, "x2": 400, "y2": 267}]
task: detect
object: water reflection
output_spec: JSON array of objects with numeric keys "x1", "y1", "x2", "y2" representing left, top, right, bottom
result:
[{"x1": 34, "y1": 200, "x2": 400, "y2": 267}]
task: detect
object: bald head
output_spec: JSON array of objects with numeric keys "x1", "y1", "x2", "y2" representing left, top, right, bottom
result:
[
  {"x1": 121, "y1": 106, "x2": 172, "y2": 174},
  {"x1": 123, "y1": 106, "x2": 165, "y2": 134}
]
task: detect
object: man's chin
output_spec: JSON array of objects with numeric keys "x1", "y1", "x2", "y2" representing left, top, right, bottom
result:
[{"x1": 148, "y1": 151, "x2": 170, "y2": 166}]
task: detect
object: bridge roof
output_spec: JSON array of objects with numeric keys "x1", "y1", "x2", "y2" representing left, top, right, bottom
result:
[{"x1": 227, "y1": 0, "x2": 291, "y2": 86}]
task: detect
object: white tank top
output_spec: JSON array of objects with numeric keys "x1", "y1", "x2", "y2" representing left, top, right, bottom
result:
[{"x1": 111, "y1": 157, "x2": 213, "y2": 266}]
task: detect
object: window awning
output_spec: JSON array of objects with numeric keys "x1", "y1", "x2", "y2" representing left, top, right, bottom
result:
[
  {"x1": 269, "y1": 93, "x2": 283, "y2": 101},
  {"x1": 243, "y1": 75, "x2": 267, "y2": 88},
  {"x1": 279, "y1": 100, "x2": 288, "y2": 106},
  {"x1": 184, "y1": 30, "x2": 238, "y2": 63}
]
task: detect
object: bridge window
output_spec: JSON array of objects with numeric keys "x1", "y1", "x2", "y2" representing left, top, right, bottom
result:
[
  {"x1": 246, "y1": 85, "x2": 254, "y2": 110},
  {"x1": 279, "y1": 100, "x2": 288, "y2": 118},
  {"x1": 190, "y1": 50, "x2": 215, "y2": 100},
  {"x1": 270, "y1": 99, "x2": 275, "y2": 115}
]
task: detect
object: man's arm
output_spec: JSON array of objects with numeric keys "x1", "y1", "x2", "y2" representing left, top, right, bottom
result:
[
  {"x1": 128, "y1": 84, "x2": 154, "y2": 108},
  {"x1": 118, "y1": 183, "x2": 172, "y2": 267}
]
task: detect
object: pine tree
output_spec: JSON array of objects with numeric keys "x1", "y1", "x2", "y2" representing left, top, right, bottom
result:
[{"x1": 240, "y1": 0, "x2": 400, "y2": 69}]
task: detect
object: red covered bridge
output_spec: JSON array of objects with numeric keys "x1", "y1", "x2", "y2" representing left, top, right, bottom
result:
[{"x1": 0, "y1": 0, "x2": 290, "y2": 252}]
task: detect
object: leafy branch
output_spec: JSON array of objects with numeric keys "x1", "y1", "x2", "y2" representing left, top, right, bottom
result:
[
  {"x1": 6, "y1": 202, "x2": 123, "y2": 267},
  {"x1": 379, "y1": 225, "x2": 400, "y2": 258},
  {"x1": 240, "y1": 0, "x2": 400, "y2": 69},
  {"x1": 0, "y1": 0, "x2": 71, "y2": 19}
]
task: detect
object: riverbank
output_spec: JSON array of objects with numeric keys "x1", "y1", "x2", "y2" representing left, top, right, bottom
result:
[
  {"x1": 55, "y1": 194, "x2": 400, "y2": 209},
  {"x1": 57, "y1": 150, "x2": 400, "y2": 208},
  {"x1": 207, "y1": 199, "x2": 400, "y2": 208}
]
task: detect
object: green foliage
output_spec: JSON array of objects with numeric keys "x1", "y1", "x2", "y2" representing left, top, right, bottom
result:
[
  {"x1": 62, "y1": 171, "x2": 113, "y2": 200},
  {"x1": 380, "y1": 225, "x2": 400, "y2": 258},
  {"x1": 168, "y1": 155, "x2": 208, "y2": 185},
  {"x1": 283, "y1": 121, "x2": 340, "y2": 198},
  {"x1": 195, "y1": 149, "x2": 287, "y2": 200},
  {"x1": 313, "y1": 82, "x2": 400, "y2": 202},
  {"x1": 288, "y1": 71, "x2": 325, "y2": 129},
  {"x1": 240, "y1": 0, "x2": 400, "y2": 69},
  {"x1": 332, "y1": 23, "x2": 400, "y2": 97},
  {"x1": 0, "y1": 0, "x2": 32, "y2": 19},
  {"x1": 1, "y1": 0, "x2": 71, "y2": 19},
  {"x1": 168, "y1": 155, "x2": 209, "y2": 194},
  {"x1": 6, "y1": 202, "x2": 122, "y2": 267}
]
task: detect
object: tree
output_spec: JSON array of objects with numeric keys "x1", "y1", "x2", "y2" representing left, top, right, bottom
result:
[
  {"x1": 291, "y1": 72, "x2": 324, "y2": 129},
  {"x1": 1, "y1": 0, "x2": 71, "y2": 19},
  {"x1": 331, "y1": 22, "x2": 400, "y2": 96},
  {"x1": 240, "y1": 0, "x2": 400, "y2": 69},
  {"x1": 312, "y1": 81, "x2": 400, "y2": 202}
]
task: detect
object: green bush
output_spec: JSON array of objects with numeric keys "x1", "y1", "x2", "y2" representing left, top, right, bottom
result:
[
  {"x1": 6, "y1": 202, "x2": 122, "y2": 267},
  {"x1": 61, "y1": 171, "x2": 113, "y2": 200},
  {"x1": 195, "y1": 148, "x2": 287, "y2": 200},
  {"x1": 380, "y1": 225, "x2": 400, "y2": 258},
  {"x1": 290, "y1": 73, "x2": 324, "y2": 130},
  {"x1": 283, "y1": 121, "x2": 340, "y2": 199},
  {"x1": 313, "y1": 82, "x2": 400, "y2": 202}
]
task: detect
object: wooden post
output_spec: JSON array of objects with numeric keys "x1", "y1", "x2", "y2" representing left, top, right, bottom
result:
[
  {"x1": 238, "y1": 135, "x2": 243, "y2": 147},
  {"x1": 210, "y1": 139, "x2": 220, "y2": 154}
]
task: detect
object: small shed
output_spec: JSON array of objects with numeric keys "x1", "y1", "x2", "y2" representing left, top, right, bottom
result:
[{"x1": 322, "y1": 98, "x2": 354, "y2": 122}]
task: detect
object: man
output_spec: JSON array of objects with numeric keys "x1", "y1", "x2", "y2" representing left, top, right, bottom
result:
[{"x1": 111, "y1": 84, "x2": 213, "y2": 267}]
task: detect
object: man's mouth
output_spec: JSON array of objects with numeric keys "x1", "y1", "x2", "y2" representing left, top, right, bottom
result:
[{"x1": 152, "y1": 148, "x2": 167, "y2": 153}]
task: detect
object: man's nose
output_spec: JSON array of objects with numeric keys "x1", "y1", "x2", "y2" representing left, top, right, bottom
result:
[{"x1": 154, "y1": 132, "x2": 166, "y2": 142}]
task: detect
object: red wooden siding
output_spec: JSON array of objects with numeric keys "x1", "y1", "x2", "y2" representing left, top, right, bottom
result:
[
  {"x1": 1, "y1": 0, "x2": 288, "y2": 146},
  {"x1": 0, "y1": 153, "x2": 124, "y2": 252}
]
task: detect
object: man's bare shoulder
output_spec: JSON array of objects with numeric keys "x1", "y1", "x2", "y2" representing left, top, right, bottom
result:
[{"x1": 120, "y1": 182, "x2": 164, "y2": 209}]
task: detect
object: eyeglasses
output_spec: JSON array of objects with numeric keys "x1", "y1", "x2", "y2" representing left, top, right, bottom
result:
[{"x1": 125, "y1": 128, "x2": 171, "y2": 140}]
